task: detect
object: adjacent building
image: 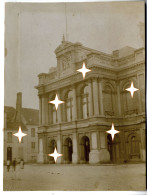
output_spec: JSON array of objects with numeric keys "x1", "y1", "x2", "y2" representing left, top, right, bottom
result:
[
  {"x1": 35, "y1": 38, "x2": 145, "y2": 164},
  {"x1": 4, "y1": 92, "x2": 39, "y2": 163}
]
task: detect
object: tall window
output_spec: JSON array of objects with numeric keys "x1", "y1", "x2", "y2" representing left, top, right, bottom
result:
[
  {"x1": 31, "y1": 128, "x2": 35, "y2": 137},
  {"x1": 7, "y1": 132, "x2": 12, "y2": 143},
  {"x1": 82, "y1": 86, "x2": 89, "y2": 119},
  {"x1": 66, "y1": 91, "x2": 73, "y2": 122},
  {"x1": 103, "y1": 85, "x2": 114, "y2": 115},
  {"x1": 52, "y1": 105, "x2": 57, "y2": 123},
  {"x1": 31, "y1": 142, "x2": 35, "y2": 149},
  {"x1": 122, "y1": 83, "x2": 138, "y2": 115}
]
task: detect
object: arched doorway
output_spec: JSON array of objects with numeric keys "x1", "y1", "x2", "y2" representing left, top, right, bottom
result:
[
  {"x1": 48, "y1": 139, "x2": 57, "y2": 163},
  {"x1": 127, "y1": 133, "x2": 141, "y2": 161},
  {"x1": 64, "y1": 138, "x2": 73, "y2": 163},
  {"x1": 80, "y1": 136, "x2": 90, "y2": 163},
  {"x1": 107, "y1": 134, "x2": 120, "y2": 163}
]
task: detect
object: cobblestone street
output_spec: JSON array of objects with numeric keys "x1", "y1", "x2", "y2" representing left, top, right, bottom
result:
[{"x1": 3, "y1": 163, "x2": 146, "y2": 191}]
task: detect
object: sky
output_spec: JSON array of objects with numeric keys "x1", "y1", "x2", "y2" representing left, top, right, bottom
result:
[{"x1": 4, "y1": 1, "x2": 145, "y2": 109}]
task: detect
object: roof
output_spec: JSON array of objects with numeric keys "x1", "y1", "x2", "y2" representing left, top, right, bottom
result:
[
  {"x1": 6, "y1": 122, "x2": 27, "y2": 131},
  {"x1": 21, "y1": 108, "x2": 39, "y2": 125},
  {"x1": 4, "y1": 106, "x2": 16, "y2": 123},
  {"x1": 4, "y1": 106, "x2": 39, "y2": 130}
]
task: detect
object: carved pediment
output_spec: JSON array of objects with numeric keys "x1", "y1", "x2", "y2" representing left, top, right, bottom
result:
[{"x1": 55, "y1": 41, "x2": 74, "y2": 54}]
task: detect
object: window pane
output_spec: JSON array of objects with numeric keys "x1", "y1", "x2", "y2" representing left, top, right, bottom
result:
[
  {"x1": 7, "y1": 132, "x2": 12, "y2": 143},
  {"x1": 31, "y1": 128, "x2": 35, "y2": 137}
]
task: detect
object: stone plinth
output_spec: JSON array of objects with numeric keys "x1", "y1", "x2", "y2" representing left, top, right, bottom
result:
[
  {"x1": 141, "y1": 149, "x2": 146, "y2": 162},
  {"x1": 99, "y1": 149, "x2": 110, "y2": 163},
  {"x1": 89, "y1": 149, "x2": 100, "y2": 164},
  {"x1": 72, "y1": 153, "x2": 78, "y2": 163},
  {"x1": 37, "y1": 152, "x2": 44, "y2": 163}
]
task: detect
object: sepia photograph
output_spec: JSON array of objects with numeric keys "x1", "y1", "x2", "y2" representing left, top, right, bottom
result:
[{"x1": 3, "y1": 1, "x2": 146, "y2": 192}]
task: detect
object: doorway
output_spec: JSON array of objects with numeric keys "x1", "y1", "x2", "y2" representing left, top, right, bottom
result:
[
  {"x1": 80, "y1": 136, "x2": 90, "y2": 163},
  {"x1": 64, "y1": 138, "x2": 73, "y2": 163}
]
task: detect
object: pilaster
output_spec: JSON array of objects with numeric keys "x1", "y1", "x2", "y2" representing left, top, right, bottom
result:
[
  {"x1": 92, "y1": 78, "x2": 99, "y2": 115},
  {"x1": 88, "y1": 79, "x2": 93, "y2": 117},
  {"x1": 89, "y1": 132, "x2": 100, "y2": 163},
  {"x1": 72, "y1": 132, "x2": 78, "y2": 163}
]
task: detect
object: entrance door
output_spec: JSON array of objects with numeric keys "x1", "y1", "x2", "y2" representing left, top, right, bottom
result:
[
  {"x1": 107, "y1": 134, "x2": 120, "y2": 163},
  {"x1": 7, "y1": 147, "x2": 12, "y2": 162},
  {"x1": 49, "y1": 140, "x2": 56, "y2": 163},
  {"x1": 129, "y1": 135, "x2": 140, "y2": 160},
  {"x1": 64, "y1": 138, "x2": 73, "y2": 163},
  {"x1": 80, "y1": 136, "x2": 90, "y2": 163}
]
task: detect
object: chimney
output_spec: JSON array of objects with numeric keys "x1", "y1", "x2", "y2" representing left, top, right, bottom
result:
[
  {"x1": 112, "y1": 50, "x2": 119, "y2": 58},
  {"x1": 16, "y1": 92, "x2": 22, "y2": 122}
]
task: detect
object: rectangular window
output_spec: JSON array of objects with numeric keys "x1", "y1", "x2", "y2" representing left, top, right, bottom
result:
[
  {"x1": 31, "y1": 128, "x2": 35, "y2": 137},
  {"x1": 31, "y1": 142, "x2": 35, "y2": 149},
  {"x1": 18, "y1": 147, "x2": 23, "y2": 159},
  {"x1": 7, "y1": 132, "x2": 12, "y2": 143}
]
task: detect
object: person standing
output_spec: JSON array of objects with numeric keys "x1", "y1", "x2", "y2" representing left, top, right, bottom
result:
[
  {"x1": 7, "y1": 160, "x2": 10, "y2": 172},
  {"x1": 12, "y1": 158, "x2": 16, "y2": 171},
  {"x1": 20, "y1": 159, "x2": 24, "y2": 169}
]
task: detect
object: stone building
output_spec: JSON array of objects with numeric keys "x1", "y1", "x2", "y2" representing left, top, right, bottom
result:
[
  {"x1": 4, "y1": 92, "x2": 39, "y2": 163},
  {"x1": 35, "y1": 39, "x2": 145, "y2": 164}
]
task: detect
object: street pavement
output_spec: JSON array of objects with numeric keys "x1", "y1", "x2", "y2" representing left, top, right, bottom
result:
[{"x1": 3, "y1": 163, "x2": 146, "y2": 191}]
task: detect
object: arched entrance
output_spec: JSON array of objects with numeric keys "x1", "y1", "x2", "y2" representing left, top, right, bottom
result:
[
  {"x1": 64, "y1": 138, "x2": 73, "y2": 163},
  {"x1": 48, "y1": 139, "x2": 57, "y2": 163},
  {"x1": 80, "y1": 136, "x2": 90, "y2": 163},
  {"x1": 127, "y1": 133, "x2": 141, "y2": 161},
  {"x1": 107, "y1": 134, "x2": 120, "y2": 163}
]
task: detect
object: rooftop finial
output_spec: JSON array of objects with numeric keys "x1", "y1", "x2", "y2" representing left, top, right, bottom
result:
[{"x1": 62, "y1": 34, "x2": 65, "y2": 43}]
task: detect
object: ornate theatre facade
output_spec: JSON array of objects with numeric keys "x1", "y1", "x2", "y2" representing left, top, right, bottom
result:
[{"x1": 35, "y1": 39, "x2": 145, "y2": 164}]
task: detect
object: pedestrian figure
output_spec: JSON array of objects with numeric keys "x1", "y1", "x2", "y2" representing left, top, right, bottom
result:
[
  {"x1": 12, "y1": 158, "x2": 16, "y2": 171},
  {"x1": 20, "y1": 159, "x2": 24, "y2": 169},
  {"x1": 7, "y1": 160, "x2": 10, "y2": 172}
]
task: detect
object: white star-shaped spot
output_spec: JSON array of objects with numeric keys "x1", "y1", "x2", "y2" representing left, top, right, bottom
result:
[
  {"x1": 106, "y1": 123, "x2": 120, "y2": 141},
  {"x1": 77, "y1": 62, "x2": 91, "y2": 79},
  {"x1": 125, "y1": 82, "x2": 139, "y2": 98},
  {"x1": 49, "y1": 94, "x2": 64, "y2": 110},
  {"x1": 48, "y1": 148, "x2": 63, "y2": 163},
  {"x1": 13, "y1": 126, "x2": 27, "y2": 144}
]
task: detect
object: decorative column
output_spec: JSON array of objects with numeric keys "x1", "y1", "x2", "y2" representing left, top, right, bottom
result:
[
  {"x1": 72, "y1": 85, "x2": 77, "y2": 121},
  {"x1": 116, "y1": 81, "x2": 122, "y2": 116},
  {"x1": 62, "y1": 103, "x2": 67, "y2": 122},
  {"x1": 92, "y1": 78, "x2": 99, "y2": 115},
  {"x1": 39, "y1": 96, "x2": 42, "y2": 125},
  {"x1": 42, "y1": 95, "x2": 46, "y2": 125},
  {"x1": 72, "y1": 132, "x2": 78, "y2": 163},
  {"x1": 45, "y1": 94, "x2": 49, "y2": 125},
  {"x1": 57, "y1": 91, "x2": 62, "y2": 123},
  {"x1": 98, "y1": 78, "x2": 104, "y2": 115},
  {"x1": 88, "y1": 79, "x2": 93, "y2": 117},
  {"x1": 37, "y1": 137, "x2": 44, "y2": 163},
  {"x1": 56, "y1": 133, "x2": 63, "y2": 163},
  {"x1": 77, "y1": 95, "x2": 82, "y2": 119},
  {"x1": 89, "y1": 132, "x2": 100, "y2": 163}
]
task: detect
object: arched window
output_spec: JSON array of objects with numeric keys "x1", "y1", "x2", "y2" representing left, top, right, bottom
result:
[
  {"x1": 82, "y1": 86, "x2": 89, "y2": 119},
  {"x1": 122, "y1": 82, "x2": 138, "y2": 115},
  {"x1": 66, "y1": 91, "x2": 73, "y2": 122}
]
